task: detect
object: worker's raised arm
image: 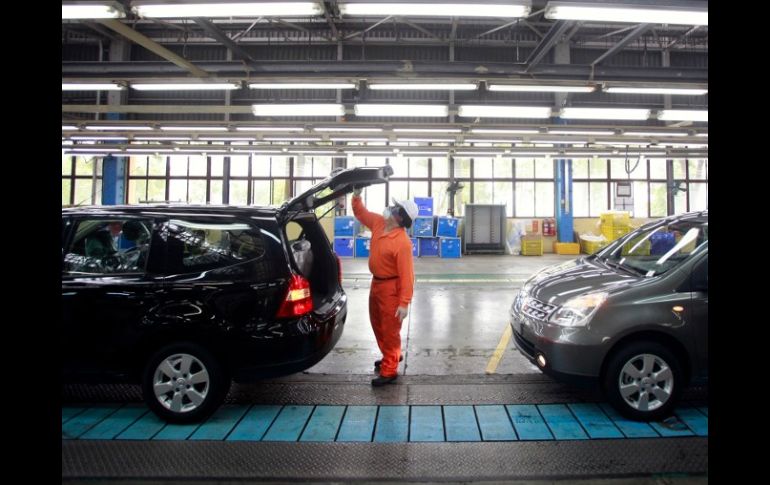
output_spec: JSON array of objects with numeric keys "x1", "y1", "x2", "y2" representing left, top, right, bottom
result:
[{"x1": 351, "y1": 190, "x2": 381, "y2": 230}]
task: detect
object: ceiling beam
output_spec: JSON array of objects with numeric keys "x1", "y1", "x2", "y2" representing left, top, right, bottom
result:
[
  {"x1": 667, "y1": 25, "x2": 702, "y2": 49},
  {"x1": 193, "y1": 19, "x2": 255, "y2": 62},
  {"x1": 97, "y1": 19, "x2": 209, "y2": 78},
  {"x1": 343, "y1": 16, "x2": 393, "y2": 40},
  {"x1": 592, "y1": 23, "x2": 652, "y2": 66},
  {"x1": 525, "y1": 20, "x2": 573, "y2": 70},
  {"x1": 62, "y1": 60, "x2": 708, "y2": 82},
  {"x1": 395, "y1": 17, "x2": 444, "y2": 43}
]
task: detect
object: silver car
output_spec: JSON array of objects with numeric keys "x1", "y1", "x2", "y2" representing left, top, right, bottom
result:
[{"x1": 510, "y1": 211, "x2": 708, "y2": 421}]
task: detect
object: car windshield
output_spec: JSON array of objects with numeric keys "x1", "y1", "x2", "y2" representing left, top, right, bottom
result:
[{"x1": 596, "y1": 213, "x2": 708, "y2": 277}]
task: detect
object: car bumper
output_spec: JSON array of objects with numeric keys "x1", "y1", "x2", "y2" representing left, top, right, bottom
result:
[
  {"x1": 231, "y1": 296, "x2": 347, "y2": 381},
  {"x1": 509, "y1": 305, "x2": 605, "y2": 384}
]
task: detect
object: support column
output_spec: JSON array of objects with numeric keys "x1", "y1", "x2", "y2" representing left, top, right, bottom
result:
[
  {"x1": 555, "y1": 158, "x2": 574, "y2": 242},
  {"x1": 102, "y1": 39, "x2": 130, "y2": 205}
]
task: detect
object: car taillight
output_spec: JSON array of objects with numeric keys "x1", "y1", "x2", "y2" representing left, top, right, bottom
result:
[
  {"x1": 336, "y1": 254, "x2": 343, "y2": 285},
  {"x1": 276, "y1": 274, "x2": 313, "y2": 318}
]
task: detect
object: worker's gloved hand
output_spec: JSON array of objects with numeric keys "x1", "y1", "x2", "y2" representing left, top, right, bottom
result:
[
  {"x1": 353, "y1": 186, "x2": 363, "y2": 196},
  {"x1": 395, "y1": 305, "x2": 409, "y2": 322}
]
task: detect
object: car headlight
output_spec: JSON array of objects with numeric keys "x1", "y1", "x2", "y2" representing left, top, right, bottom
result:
[{"x1": 549, "y1": 292, "x2": 608, "y2": 327}]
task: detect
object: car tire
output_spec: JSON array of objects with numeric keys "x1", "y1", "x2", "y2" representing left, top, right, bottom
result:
[
  {"x1": 602, "y1": 340, "x2": 683, "y2": 422},
  {"x1": 141, "y1": 342, "x2": 230, "y2": 424}
]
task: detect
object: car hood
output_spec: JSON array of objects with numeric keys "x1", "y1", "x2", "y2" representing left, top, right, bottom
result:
[{"x1": 523, "y1": 256, "x2": 646, "y2": 306}]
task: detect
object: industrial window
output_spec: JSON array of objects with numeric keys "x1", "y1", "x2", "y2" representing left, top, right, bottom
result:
[
  {"x1": 572, "y1": 157, "x2": 708, "y2": 218},
  {"x1": 61, "y1": 155, "x2": 103, "y2": 206},
  {"x1": 673, "y1": 159, "x2": 708, "y2": 214}
]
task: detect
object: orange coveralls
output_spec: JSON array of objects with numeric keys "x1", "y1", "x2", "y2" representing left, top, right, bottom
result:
[{"x1": 352, "y1": 195, "x2": 415, "y2": 377}]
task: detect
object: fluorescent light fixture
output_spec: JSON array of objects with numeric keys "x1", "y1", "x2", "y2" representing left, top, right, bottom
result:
[
  {"x1": 563, "y1": 152, "x2": 613, "y2": 157},
  {"x1": 86, "y1": 125, "x2": 153, "y2": 130},
  {"x1": 393, "y1": 128, "x2": 462, "y2": 133},
  {"x1": 596, "y1": 140, "x2": 647, "y2": 146},
  {"x1": 624, "y1": 131, "x2": 688, "y2": 137},
  {"x1": 471, "y1": 128, "x2": 540, "y2": 134},
  {"x1": 459, "y1": 105, "x2": 552, "y2": 118},
  {"x1": 198, "y1": 137, "x2": 255, "y2": 141},
  {"x1": 288, "y1": 150, "x2": 339, "y2": 155},
  {"x1": 263, "y1": 137, "x2": 322, "y2": 141},
  {"x1": 344, "y1": 151, "x2": 396, "y2": 156},
  {"x1": 464, "y1": 139, "x2": 518, "y2": 144},
  {"x1": 135, "y1": 136, "x2": 191, "y2": 141},
  {"x1": 544, "y1": 2, "x2": 708, "y2": 26},
  {"x1": 401, "y1": 150, "x2": 447, "y2": 158},
  {"x1": 488, "y1": 84, "x2": 594, "y2": 93},
  {"x1": 503, "y1": 152, "x2": 558, "y2": 157},
  {"x1": 696, "y1": 133, "x2": 708, "y2": 137},
  {"x1": 252, "y1": 104, "x2": 345, "y2": 117},
  {"x1": 397, "y1": 138, "x2": 456, "y2": 143},
  {"x1": 71, "y1": 136, "x2": 128, "y2": 141},
  {"x1": 125, "y1": 148, "x2": 174, "y2": 153},
  {"x1": 549, "y1": 130, "x2": 615, "y2": 136},
  {"x1": 131, "y1": 83, "x2": 240, "y2": 91},
  {"x1": 658, "y1": 110, "x2": 708, "y2": 122},
  {"x1": 62, "y1": 83, "x2": 124, "y2": 91},
  {"x1": 62, "y1": 125, "x2": 79, "y2": 130},
  {"x1": 161, "y1": 126, "x2": 229, "y2": 131},
  {"x1": 65, "y1": 147, "x2": 112, "y2": 152},
  {"x1": 234, "y1": 150, "x2": 284, "y2": 154},
  {"x1": 249, "y1": 82, "x2": 356, "y2": 90},
  {"x1": 236, "y1": 126, "x2": 304, "y2": 132},
  {"x1": 369, "y1": 83, "x2": 477, "y2": 91},
  {"x1": 62, "y1": 1, "x2": 125, "y2": 19},
  {"x1": 531, "y1": 140, "x2": 587, "y2": 145},
  {"x1": 354, "y1": 104, "x2": 448, "y2": 117},
  {"x1": 455, "y1": 151, "x2": 503, "y2": 156},
  {"x1": 330, "y1": 137, "x2": 390, "y2": 142},
  {"x1": 339, "y1": 2, "x2": 531, "y2": 18},
  {"x1": 662, "y1": 142, "x2": 708, "y2": 148},
  {"x1": 133, "y1": 1, "x2": 323, "y2": 18},
  {"x1": 400, "y1": 151, "x2": 448, "y2": 156},
  {"x1": 605, "y1": 87, "x2": 708, "y2": 95},
  {"x1": 314, "y1": 127, "x2": 384, "y2": 132},
  {"x1": 561, "y1": 107, "x2": 650, "y2": 120}
]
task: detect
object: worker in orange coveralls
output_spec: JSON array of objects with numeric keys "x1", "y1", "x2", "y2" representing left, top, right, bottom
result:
[{"x1": 352, "y1": 186, "x2": 418, "y2": 386}]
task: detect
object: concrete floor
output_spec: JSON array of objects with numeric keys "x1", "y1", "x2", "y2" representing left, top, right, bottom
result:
[{"x1": 307, "y1": 254, "x2": 576, "y2": 376}]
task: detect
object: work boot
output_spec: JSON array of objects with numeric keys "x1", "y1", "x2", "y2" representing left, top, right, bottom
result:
[
  {"x1": 374, "y1": 355, "x2": 403, "y2": 368},
  {"x1": 371, "y1": 375, "x2": 398, "y2": 387}
]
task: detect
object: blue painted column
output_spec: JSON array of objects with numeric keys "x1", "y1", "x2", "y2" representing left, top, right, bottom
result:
[
  {"x1": 555, "y1": 158, "x2": 574, "y2": 243},
  {"x1": 101, "y1": 113, "x2": 127, "y2": 205}
]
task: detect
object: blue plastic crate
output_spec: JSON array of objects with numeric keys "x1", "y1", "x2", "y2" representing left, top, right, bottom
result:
[
  {"x1": 413, "y1": 217, "x2": 434, "y2": 237},
  {"x1": 355, "y1": 237, "x2": 371, "y2": 258},
  {"x1": 436, "y1": 217, "x2": 459, "y2": 238},
  {"x1": 334, "y1": 216, "x2": 356, "y2": 236},
  {"x1": 418, "y1": 237, "x2": 440, "y2": 257},
  {"x1": 414, "y1": 197, "x2": 433, "y2": 216},
  {"x1": 334, "y1": 237, "x2": 355, "y2": 258},
  {"x1": 410, "y1": 237, "x2": 418, "y2": 257},
  {"x1": 440, "y1": 237, "x2": 462, "y2": 258},
  {"x1": 650, "y1": 232, "x2": 676, "y2": 255}
]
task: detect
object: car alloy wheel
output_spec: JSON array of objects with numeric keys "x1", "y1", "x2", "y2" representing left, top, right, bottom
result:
[
  {"x1": 153, "y1": 353, "x2": 210, "y2": 414},
  {"x1": 618, "y1": 353, "x2": 674, "y2": 412}
]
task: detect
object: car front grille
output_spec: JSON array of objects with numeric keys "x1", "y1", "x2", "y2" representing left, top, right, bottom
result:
[{"x1": 521, "y1": 297, "x2": 557, "y2": 322}]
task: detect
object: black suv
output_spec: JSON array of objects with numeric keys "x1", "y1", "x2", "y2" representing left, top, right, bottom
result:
[{"x1": 62, "y1": 166, "x2": 392, "y2": 422}]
